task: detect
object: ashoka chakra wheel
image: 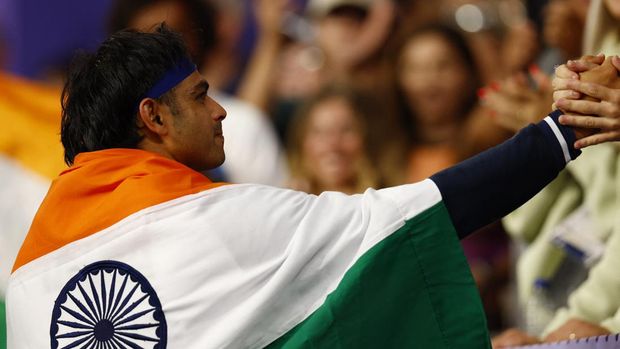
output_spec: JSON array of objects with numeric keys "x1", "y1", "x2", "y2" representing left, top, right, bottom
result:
[{"x1": 51, "y1": 260, "x2": 167, "y2": 349}]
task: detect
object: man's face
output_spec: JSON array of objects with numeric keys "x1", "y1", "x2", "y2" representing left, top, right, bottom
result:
[{"x1": 160, "y1": 71, "x2": 227, "y2": 171}]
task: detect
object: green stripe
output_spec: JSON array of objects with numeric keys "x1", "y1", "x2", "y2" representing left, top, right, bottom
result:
[
  {"x1": 0, "y1": 299, "x2": 5, "y2": 349},
  {"x1": 267, "y1": 202, "x2": 490, "y2": 348}
]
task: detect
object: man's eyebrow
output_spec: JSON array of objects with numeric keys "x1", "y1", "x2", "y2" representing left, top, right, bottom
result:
[{"x1": 190, "y1": 80, "x2": 210, "y2": 96}]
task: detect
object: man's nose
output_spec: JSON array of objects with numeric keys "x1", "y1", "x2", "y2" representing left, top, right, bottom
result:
[{"x1": 210, "y1": 97, "x2": 227, "y2": 121}]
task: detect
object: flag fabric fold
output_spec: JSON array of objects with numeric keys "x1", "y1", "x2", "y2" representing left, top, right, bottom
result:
[
  {"x1": 8, "y1": 111, "x2": 580, "y2": 348},
  {"x1": 7, "y1": 148, "x2": 490, "y2": 348}
]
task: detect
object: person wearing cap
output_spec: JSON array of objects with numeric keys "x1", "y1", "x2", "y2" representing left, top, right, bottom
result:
[{"x1": 6, "y1": 25, "x2": 619, "y2": 348}]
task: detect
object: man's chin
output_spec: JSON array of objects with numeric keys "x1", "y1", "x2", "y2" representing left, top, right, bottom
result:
[
  {"x1": 194, "y1": 153, "x2": 225, "y2": 173},
  {"x1": 215, "y1": 154, "x2": 225, "y2": 168}
]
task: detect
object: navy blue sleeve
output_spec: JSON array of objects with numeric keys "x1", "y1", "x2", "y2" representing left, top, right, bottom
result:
[{"x1": 430, "y1": 110, "x2": 581, "y2": 239}]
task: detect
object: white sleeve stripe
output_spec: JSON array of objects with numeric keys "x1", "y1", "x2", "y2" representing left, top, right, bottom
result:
[{"x1": 544, "y1": 116, "x2": 571, "y2": 164}]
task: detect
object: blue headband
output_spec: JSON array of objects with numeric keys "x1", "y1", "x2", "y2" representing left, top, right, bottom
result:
[{"x1": 143, "y1": 57, "x2": 196, "y2": 100}]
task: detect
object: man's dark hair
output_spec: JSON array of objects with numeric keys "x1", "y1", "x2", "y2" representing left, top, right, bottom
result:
[
  {"x1": 60, "y1": 24, "x2": 191, "y2": 165},
  {"x1": 108, "y1": 0, "x2": 217, "y2": 66}
]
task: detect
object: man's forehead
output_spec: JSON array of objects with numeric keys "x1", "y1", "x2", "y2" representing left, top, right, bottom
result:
[{"x1": 178, "y1": 71, "x2": 209, "y2": 93}]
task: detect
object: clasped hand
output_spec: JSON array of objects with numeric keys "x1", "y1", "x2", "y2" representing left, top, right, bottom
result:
[{"x1": 553, "y1": 54, "x2": 620, "y2": 148}]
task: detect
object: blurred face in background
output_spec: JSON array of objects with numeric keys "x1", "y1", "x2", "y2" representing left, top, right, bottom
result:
[
  {"x1": 605, "y1": 0, "x2": 620, "y2": 18},
  {"x1": 302, "y1": 96, "x2": 364, "y2": 191},
  {"x1": 129, "y1": 0, "x2": 201, "y2": 60},
  {"x1": 398, "y1": 32, "x2": 472, "y2": 126},
  {"x1": 316, "y1": 7, "x2": 366, "y2": 69},
  {"x1": 544, "y1": 0, "x2": 590, "y2": 58}
]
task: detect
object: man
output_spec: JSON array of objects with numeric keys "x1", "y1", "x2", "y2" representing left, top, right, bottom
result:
[
  {"x1": 108, "y1": 0, "x2": 288, "y2": 186},
  {"x1": 5, "y1": 25, "x2": 608, "y2": 348}
]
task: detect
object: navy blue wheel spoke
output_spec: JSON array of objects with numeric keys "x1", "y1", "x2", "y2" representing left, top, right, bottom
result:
[
  {"x1": 88, "y1": 274, "x2": 103, "y2": 320},
  {"x1": 66, "y1": 292, "x2": 97, "y2": 324},
  {"x1": 100, "y1": 271, "x2": 108, "y2": 318},
  {"x1": 113, "y1": 308, "x2": 155, "y2": 327},
  {"x1": 107, "y1": 338, "x2": 119, "y2": 349},
  {"x1": 110, "y1": 283, "x2": 139, "y2": 322},
  {"x1": 116, "y1": 331, "x2": 159, "y2": 342},
  {"x1": 105, "y1": 270, "x2": 117, "y2": 320},
  {"x1": 111, "y1": 337, "x2": 128, "y2": 349},
  {"x1": 57, "y1": 320, "x2": 94, "y2": 330},
  {"x1": 59, "y1": 334, "x2": 93, "y2": 349},
  {"x1": 114, "y1": 335, "x2": 145, "y2": 349},
  {"x1": 77, "y1": 336, "x2": 95, "y2": 349},
  {"x1": 77, "y1": 282, "x2": 101, "y2": 322},
  {"x1": 59, "y1": 305, "x2": 96, "y2": 327},
  {"x1": 56, "y1": 330, "x2": 92, "y2": 339},
  {"x1": 115, "y1": 323, "x2": 159, "y2": 331},
  {"x1": 108, "y1": 274, "x2": 129, "y2": 321},
  {"x1": 111, "y1": 294, "x2": 148, "y2": 324}
]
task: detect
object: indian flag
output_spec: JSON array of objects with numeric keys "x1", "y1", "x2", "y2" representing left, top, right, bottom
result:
[
  {"x1": 0, "y1": 72, "x2": 66, "y2": 349},
  {"x1": 7, "y1": 148, "x2": 490, "y2": 348}
]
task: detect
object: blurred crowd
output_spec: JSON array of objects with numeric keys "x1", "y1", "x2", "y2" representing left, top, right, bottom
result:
[{"x1": 2, "y1": 0, "x2": 620, "y2": 347}]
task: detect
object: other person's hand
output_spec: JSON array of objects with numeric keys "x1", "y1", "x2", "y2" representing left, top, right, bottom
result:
[
  {"x1": 554, "y1": 56, "x2": 620, "y2": 147},
  {"x1": 552, "y1": 54, "x2": 605, "y2": 109},
  {"x1": 492, "y1": 328, "x2": 541, "y2": 348},
  {"x1": 481, "y1": 67, "x2": 551, "y2": 133},
  {"x1": 543, "y1": 318, "x2": 611, "y2": 343}
]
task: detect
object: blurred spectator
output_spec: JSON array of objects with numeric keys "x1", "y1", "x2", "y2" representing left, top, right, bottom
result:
[
  {"x1": 238, "y1": 0, "x2": 397, "y2": 139},
  {"x1": 481, "y1": 0, "x2": 590, "y2": 133},
  {"x1": 541, "y1": 0, "x2": 589, "y2": 69},
  {"x1": 392, "y1": 23, "x2": 511, "y2": 330},
  {"x1": 584, "y1": 0, "x2": 620, "y2": 55},
  {"x1": 108, "y1": 0, "x2": 288, "y2": 186},
  {"x1": 493, "y1": 1, "x2": 620, "y2": 344},
  {"x1": 440, "y1": 0, "x2": 540, "y2": 82},
  {"x1": 307, "y1": 0, "x2": 395, "y2": 86},
  {"x1": 391, "y1": 0, "x2": 443, "y2": 36},
  {"x1": 287, "y1": 85, "x2": 380, "y2": 194},
  {"x1": 481, "y1": 66, "x2": 553, "y2": 133},
  {"x1": 109, "y1": 0, "x2": 216, "y2": 68},
  {"x1": 393, "y1": 24, "x2": 506, "y2": 181},
  {"x1": 203, "y1": 0, "x2": 246, "y2": 92}
]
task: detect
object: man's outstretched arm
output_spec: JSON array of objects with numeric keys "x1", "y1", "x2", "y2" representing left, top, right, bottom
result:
[{"x1": 431, "y1": 109, "x2": 580, "y2": 239}]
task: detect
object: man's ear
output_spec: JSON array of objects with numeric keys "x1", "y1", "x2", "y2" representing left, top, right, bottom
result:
[{"x1": 137, "y1": 98, "x2": 167, "y2": 136}]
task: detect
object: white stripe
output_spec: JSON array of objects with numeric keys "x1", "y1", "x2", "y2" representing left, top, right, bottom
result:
[
  {"x1": 7, "y1": 181, "x2": 442, "y2": 348},
  {"x1": 544, "y1": 116, "x2": 571, "y2": 164},
  {"x1": 378, "y1": 179, "x2": 442, "y2": 221}
]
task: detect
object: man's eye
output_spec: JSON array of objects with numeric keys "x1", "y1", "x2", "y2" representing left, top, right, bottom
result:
[{"x1": 197, "y1": 92, "x2": 207, "y2": 100}]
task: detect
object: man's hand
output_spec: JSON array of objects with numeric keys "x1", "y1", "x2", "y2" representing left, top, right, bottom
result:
[
  {"x1": 554, "y1": 56, "x2": 620, "y2": 147},
  {"x1": 552, "y1": 54, "x2": 605, "y2": 109},
  {"x1": 543, "y1": 318, "x2": 611, "y2": 343},
  {"x1": 492, "y1": 328, "x2": 541, "y2": 348}
]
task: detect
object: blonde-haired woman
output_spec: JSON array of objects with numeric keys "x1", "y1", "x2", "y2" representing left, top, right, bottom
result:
[{"x1": 287, "y1": 85, "x2": 379, "y2": 195}]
